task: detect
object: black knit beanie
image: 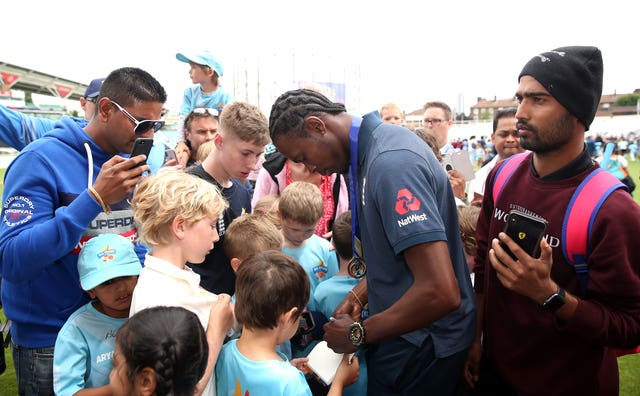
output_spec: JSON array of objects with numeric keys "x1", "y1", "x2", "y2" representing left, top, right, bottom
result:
[{"x1": 518, "y1": 46, "x2": 603, "y2": 131}]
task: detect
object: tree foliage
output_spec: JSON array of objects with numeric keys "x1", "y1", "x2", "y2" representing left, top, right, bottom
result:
[{"x1": 615, "y1": 94, "x2": 640, "y2": 107}]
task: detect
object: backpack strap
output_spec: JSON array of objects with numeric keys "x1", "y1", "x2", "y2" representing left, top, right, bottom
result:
[
  {"x1": 327, "y1": 175, "x2": 342, "y2": 231},
  {"x1": 262, "y1": 151, "x2": 287, "y2": 192},
  {"x1": 562, "y1": 168, "x2": 625, "y2": 297},
  {"x1": 492, "y1": 152, "x2": 530, "y2": 204}
]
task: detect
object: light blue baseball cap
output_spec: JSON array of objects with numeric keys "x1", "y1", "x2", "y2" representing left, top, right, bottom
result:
[
  {"x1": 176, "y1": 50, "x2": 224, "y2": 77},
  {"x1": 78, "y1": 234, "x2": 142, "y2": 291}
]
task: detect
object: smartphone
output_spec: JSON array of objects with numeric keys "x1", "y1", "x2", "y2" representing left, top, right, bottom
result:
[
  {"x1": 295, "y1": 311, "x2": 315, "y2": 336},
  {"x1": 500, "y1": 209, "x2": 548, "y2": 260},
  {"x1": 164, "y1": 148, "x2": 177, "y2": 163},
  {"x1": 129, "y1": 138, "x2": 154, "y2": 167}
]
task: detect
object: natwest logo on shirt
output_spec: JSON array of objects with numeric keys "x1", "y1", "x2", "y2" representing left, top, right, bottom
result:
[{"x1": 395, "y1": 188, "x2": 421, "y2": 215}]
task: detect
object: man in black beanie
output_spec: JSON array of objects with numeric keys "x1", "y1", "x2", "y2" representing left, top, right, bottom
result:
[{"x1": 464, "y1": 46, "x2": 640, "y2": 396}]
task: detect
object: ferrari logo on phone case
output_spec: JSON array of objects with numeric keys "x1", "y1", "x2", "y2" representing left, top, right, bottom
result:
[{"x1": 518, "y1": 232, "x2": 526, "y2": 240}]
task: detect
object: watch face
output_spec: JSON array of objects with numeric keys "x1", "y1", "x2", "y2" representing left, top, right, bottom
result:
[{"x1": 349, "y1": 322, "x2": 364, "y2": 346}]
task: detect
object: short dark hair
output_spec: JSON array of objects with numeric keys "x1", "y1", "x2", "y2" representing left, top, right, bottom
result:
[
  {"x1": 331, "y1": 211, "x2": 352, "y2": 261},
  {"x1": 234, "y1": 250, "x2": 309, "y2": 330},
  {"x1": 99, "y1": 67, "x2": 167, "y2": 107},
  {"x1": 492, "y1": 108, "x2": 517, "y2": 134},
  {"x1": 269, "y1": 89, "x2": 346, "y2": 143},
  {"x1": 116, "y1": 306, "x2": 208, "y2": 396}
]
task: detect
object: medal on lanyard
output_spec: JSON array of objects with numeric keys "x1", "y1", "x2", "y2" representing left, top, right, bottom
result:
[{"x1": 348, "y1": 117, "x2": 366, "y2": 279}]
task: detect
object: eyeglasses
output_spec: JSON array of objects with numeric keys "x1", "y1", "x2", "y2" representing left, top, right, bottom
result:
[
  {"x1": 423, "y1": 118, "x2": 444, "y2": 126},
  {"x1": 110, "y1": 100, "x2": 165, "y2": 134},
  {"x1": 191, "y1": 107, "x2": 219, "y2": 117}
]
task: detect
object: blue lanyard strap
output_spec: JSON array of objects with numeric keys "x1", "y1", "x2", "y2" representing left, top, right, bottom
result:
[{"x1": 348, "y1": 117, "x2": 363, "y2": 258}]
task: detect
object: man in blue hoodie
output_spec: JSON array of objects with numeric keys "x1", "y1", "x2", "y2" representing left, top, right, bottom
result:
[{"x1": 0, "y1": 67, "x2": 167, "y2": 395}]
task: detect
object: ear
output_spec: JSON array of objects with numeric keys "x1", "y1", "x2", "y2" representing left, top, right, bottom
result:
[
  {"x1": 86, "y1": 289, "x2": 97, "y2": 300},
  {"x1": 172, "y1": 216, "x2": 187, "y2": 240},
  {"x1": 230, "y1": 257, "x2": 242, "y2": 272},
  {"x1": 135, "y1": 367, "x2": 157, "y2": 396},
  {"x1": 97, "y1": 97, "x2": 114, "y2": 123},
  {"x1": 303, "y1": 116, "x2": 326, "y2": 138},
  {"x1": 214, "y1": 131, "x2": 224, "y2": 150},
  {"x1": 281, "y1": 306, "x2": 299, "y2": 325}
]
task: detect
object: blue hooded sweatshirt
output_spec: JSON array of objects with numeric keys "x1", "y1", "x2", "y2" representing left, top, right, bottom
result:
[{"x1": 0, "y1": 116, "x2": 146, "y2": 348}]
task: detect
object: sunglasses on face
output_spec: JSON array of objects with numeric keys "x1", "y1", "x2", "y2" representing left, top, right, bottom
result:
[
  {"x1": 191, "y1": 107, "x2": 219, "y2": 117},
  {"x1": 110, "y1": 99, "x2": 165, "y2": 134}
]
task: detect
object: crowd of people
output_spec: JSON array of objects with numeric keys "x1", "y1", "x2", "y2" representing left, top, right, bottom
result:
[{"x1": 0, "y1": 45, "x2": 639, "y2": 396}]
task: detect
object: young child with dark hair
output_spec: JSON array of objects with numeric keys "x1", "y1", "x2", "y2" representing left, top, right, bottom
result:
[
  {"x1": 313, "y1": 211, "x2": 368, "y2": 396},
  {"x1": 108, "y1": 306, "x2": 209, "y2": 396},
  {"x1": 54, "y1": 233, "x2": 142, "y2": 395},
  {"x1": 216, "y1": 250, "x2": 358, "y2": 396}
]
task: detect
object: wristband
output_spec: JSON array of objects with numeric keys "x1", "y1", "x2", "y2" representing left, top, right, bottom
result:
[
  {"x1": 88, "y1": 186, "x2": 112, "y2": 214},
  {"x1": 350, "y1": 289, "x2": 364, "y2": 307}
]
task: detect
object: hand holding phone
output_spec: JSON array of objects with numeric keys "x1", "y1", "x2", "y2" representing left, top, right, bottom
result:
[
  {"x1": 500, "y1": 210, "x2": 548, "y2": 260},
  {"x1": 129, "y1": 138, "x2": 154, "y2": 168}
]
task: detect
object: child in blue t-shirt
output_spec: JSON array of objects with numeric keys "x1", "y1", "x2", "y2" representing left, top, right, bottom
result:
[
  {"x1": 53, "y1": 233, "x2": 142, "y2": 395},
  {"x1": 215, "y1": 250, "x2": 358, "y2": 396},
  {"x1": 174, "y1": 50, "x2": 232, "y2": 159},
  {"x1": 313, "y1": 211, "x2": 368, "y2": 396},
  {"x1": 278, "y1": 181, "x2": 339, "y2": 358}
]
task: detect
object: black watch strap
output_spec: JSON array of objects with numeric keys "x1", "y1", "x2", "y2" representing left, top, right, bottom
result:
[{"x1": 541, "y1": 286, "x2": 566, "y2": 312}]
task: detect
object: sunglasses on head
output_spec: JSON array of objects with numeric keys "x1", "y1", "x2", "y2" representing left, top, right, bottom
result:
[
  {"x1": 191, "y1": 107, "x2": 219, "y2": 117},
  {"x1": 110, "y1": 99, "x2": 165, "y2": 134}
]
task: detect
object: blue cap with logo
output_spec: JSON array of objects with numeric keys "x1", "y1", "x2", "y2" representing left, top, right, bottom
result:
[
  {"x1": 84, "y1": 78, "x2": 105, "y2": 99},
  {"x1": 78, "y1": 234, "x2": 142, "y2": 291},
  {"x1": 176, "y1": 50, "x2": 224, "y2": 77}
]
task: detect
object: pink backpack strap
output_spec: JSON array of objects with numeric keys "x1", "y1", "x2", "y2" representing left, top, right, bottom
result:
[
  {"x1": 562, "y1": 168, "x2": 625, "y2": 296},
  {"x1": 491, "y1": 152, "x2": 530, "y2": 204}
]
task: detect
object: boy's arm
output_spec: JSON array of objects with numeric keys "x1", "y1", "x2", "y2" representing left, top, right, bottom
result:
[
  {"x1": 194, "y1": 294, "x2": 234, "y2": 396},
  {"x1": 326, "y1": 354, "x2": 359, "y2": 396}
]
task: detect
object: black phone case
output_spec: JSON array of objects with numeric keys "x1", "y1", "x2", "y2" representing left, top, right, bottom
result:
[
  {"x1": 130, "y1": 138, "x2": 154, "y2": 166},
  {"x1": 501, "y1": 210, "x2": 548, "y2": 259}
]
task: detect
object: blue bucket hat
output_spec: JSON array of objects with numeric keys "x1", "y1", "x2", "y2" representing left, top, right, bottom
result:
[
  {"x1": 176, "y1": 50, "x2": 224, "y2": 77},
  {"x1": 78, "y1": 234, "x2": 142, "y2": 290},
  {"x1": 84, "y1": 78, "x2": 105, "y2": 99}
]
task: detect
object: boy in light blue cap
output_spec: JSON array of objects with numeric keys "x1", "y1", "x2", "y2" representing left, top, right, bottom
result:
[
  {"x1": 53, "y1": 234, "x2": 141, "y2": 395},
  {"x1": 175, "y1": 49, "x2": 232, "y2": 166}
]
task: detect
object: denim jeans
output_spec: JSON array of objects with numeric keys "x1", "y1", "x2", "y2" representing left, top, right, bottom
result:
[{"x1": 11, "y1": 342, "x2": 54, "y2": 396}]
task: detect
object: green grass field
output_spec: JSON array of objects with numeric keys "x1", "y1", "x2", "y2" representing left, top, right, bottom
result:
[{"x1": 0, "y1": 160, "x2": 639, "y2": 394}]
